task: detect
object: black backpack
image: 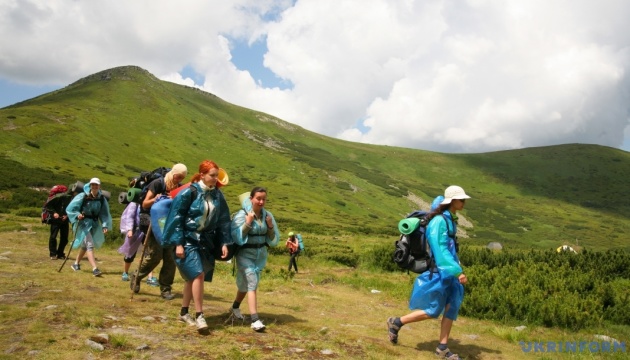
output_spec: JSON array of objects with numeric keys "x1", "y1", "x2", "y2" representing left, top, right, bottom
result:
[
  {"x1": 392, "y1": 210, "x2": 453, "y2": 273},
  {"x1": 128, "y1": 167, "x2": 170, "y2": 205}
]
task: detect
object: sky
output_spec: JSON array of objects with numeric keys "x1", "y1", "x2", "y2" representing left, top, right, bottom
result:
[{"x1": 1, "y1": 0, "x2": 629, "y2": 154}]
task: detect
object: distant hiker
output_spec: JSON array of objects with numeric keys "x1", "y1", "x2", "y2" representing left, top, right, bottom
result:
[
  {"x1": 229, "y1": 186, "x2": 280, "y2": 332},
  {"x1": 44, "y1": 185, "x2": 77, "y2": 260},
  {"x1": 66, "y1": 178, "x2": 112, "y2": 277},
  {"x1": 162, "y1": 160, "x2": 232, "y2": 331},
  {"x1": 130, "y1": 163, "x2": 187, "y2": 300},
  {"x1": 387, "y1": 185, "x2": 471, "y2": 360},
  {"x1": 285, "y1": 232, "x2": 300, "y2": 273},
  {"x1": 118, "y1": 201, "x2": 155, "y2": 284}
]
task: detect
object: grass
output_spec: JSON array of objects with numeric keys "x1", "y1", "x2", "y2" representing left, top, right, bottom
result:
[{"x1": 0, "y1": 216, "x2": 627, "y2": 360}]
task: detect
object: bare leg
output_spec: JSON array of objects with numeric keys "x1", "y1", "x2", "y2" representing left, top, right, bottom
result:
[
  {"x1": 85, "y1": 250, "x2": 98, "y2": 270},
  {"x1": 75, "y1": 248, "x2": 86, "y2": 265},
  {"x1": 400, "y1": 310, "x2": 431, "y2": 324},
  {"x1": 192, "y1": 273, "x2": 205, "y2": 313},
  {"x1": 247, "y1": 290, "x2": 257, "y2": 315},
  {"x1": 182, "y1": 280, "x2": 193, "y2": 309},
  {"x1": 234, "y1": 290, "x2": 247, "y2": 304}
]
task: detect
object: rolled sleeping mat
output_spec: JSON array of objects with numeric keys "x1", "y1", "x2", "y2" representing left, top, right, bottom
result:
[
  {"x1": 398, "y1": 217, "x2": 421, "y2": 235},
  {"x1": 127, "y1": 187, "x2": 142, "y2": 203},
  {"x1": 70, "y1": 181, "x2": 84, "y2": 194},
  {"x1": 238, "y1": 191, "x2": 252, "y2": 212},
  {"x1": 118, "y1": 191, "x2": 129, "y2": 204},
  {"x1": 101, "y1": 190, "x2": 111, "y2": 200},
  {"x1": 217, "y1": 168, "x2": 229, "y2": 187}
]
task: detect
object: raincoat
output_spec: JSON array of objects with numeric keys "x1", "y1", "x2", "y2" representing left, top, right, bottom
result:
[
  {"x1": 231, "y1": 199, "x2": 280, "y2": 292},
  {"x1": 162, "y1": 182, "x2": 232, "y2": 282},
  {"x1": 408, "y1": 196, "x2": 464, "y2": 320},
  {"x1": 66, "y1": 183, "x2": 112, "y2": 250},
  {"x1": 117, "y1": 202, "x2": 144, "y2": 258}
]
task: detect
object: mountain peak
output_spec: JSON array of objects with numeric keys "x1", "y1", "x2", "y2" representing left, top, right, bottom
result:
[{"x1": 69, "y1": 65, "x2": 158, "y2": 86}]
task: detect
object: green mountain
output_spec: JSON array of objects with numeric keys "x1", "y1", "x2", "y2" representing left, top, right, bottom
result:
[{"x1": 1, "y1": 65, "x2": 629, "y2": 250}]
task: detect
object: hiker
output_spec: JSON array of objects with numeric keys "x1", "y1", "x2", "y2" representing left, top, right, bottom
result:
[
  {"x1": 162, "y1": 160, "x2": 232, "y2": 331},
  {"x1": 229, "y1": 186, "x2": 280, "y2": 331},
  {"x1": 285, "y1": 232, "x2": 300, "y2": 273},
  {"x1": 386, "y1": 185, "x2": 471, "y2": 360},
  {"x1": 66, "y1": 178, "x2": 113, "y2": 277},
  {"x1": 118, "y1": 201, "x2": 156, "y2": 284},
  {"x1": 130, "y1": 163, "x2": 187, "y2": 300},
  {"x1": 45, "y1": 186, "x2": 77, "y2": 260}
]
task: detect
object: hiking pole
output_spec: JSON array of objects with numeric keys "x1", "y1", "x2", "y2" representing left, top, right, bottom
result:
[
  {"x1": 58, "y1": 223, "x2": 78, "y2": 273},
  {"x1": 130, "y1": 223, "x2": 152, "y2": 301}
]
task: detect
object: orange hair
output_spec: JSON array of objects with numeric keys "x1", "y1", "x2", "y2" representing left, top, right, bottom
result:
[{"x1": 190, "y1": 160, "x2": 220, "y2": 185}]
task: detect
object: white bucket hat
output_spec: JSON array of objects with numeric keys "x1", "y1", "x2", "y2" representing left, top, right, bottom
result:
[
  {"x1": 440, "y1": 185, "x2": 470, "y2": 205},
  {"x1": 89, "y1": 177, "x2": 101, "y2": 185}
]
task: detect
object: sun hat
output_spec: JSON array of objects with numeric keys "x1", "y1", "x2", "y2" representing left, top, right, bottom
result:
[
  {"x1": 288, "y1": 232, "x2": 294, "y2": 236},
  {"x1": 440, "y1": 185, "x2": 470, "y2": 205},
  {"x1": 89, "y1": 177, "x2": 101, "y2": 185}
]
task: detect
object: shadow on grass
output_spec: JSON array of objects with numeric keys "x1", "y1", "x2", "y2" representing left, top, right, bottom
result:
[{"x1": 415, "y1": 339, "x2": 503, "y2": 360}]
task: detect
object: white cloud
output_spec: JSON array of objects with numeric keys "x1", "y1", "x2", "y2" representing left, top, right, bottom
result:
[{"x1": 0, "y1": 0, "x2": 629, "y2": 153}]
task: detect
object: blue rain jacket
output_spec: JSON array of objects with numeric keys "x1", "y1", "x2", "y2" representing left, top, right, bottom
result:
[
  {"x1": 231, "y1": 198, "x2": 280, "y2": 292},
  {"x1": 409, "y1": 204, "x2": 464, "y2": 320},
  {"x1": 162, "y1": 182, "x2": 232, "y2": 282},
  {"x1": 66, "y1": 183, "x2": 112, "y2": 250}
]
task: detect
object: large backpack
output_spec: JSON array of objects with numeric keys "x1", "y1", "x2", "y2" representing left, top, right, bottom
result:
[
  {"x1": 392, "y1": 210, "x2": 452, "y2": 274},
  {"x1": 125, "y1": 166, "x2": 170, "y2": 205},
  {"x1": 41, "y1": 185, "x2": 68, "y2": 224},
  {"x1": 296, "y1": 234, "x2": 305, "y2": 252}
]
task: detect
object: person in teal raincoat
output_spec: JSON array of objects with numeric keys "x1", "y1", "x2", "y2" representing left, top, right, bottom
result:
[
  {"x1": 387, "y1": 185, "x2": 471, "y2": 360},
  {"x1": 228, "y1": 186, "x2": 280, "y2": 332},
  {"x1": 66, "y1": 178, "x2": 112, "y2": 277},
  {"x1": 162, "y1": 160, "x2": 232, "y2": 331}
]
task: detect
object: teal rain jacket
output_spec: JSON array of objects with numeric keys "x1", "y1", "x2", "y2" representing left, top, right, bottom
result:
[
  {"x1": 66, "y1": 183, "x2": 112, "y2": 250},
  {"x1": 162, "y1": 182, "x2": 232, "y2": 282},
  {"x1": 408, "y1": 197, "x2": 464, "y2": 320},
  {"x1": 231, "y1": 198, "x2": 280, "y2": 292}
]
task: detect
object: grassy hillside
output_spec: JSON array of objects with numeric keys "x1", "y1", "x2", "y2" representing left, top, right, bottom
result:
[{"x1": 1, "y1": 65, "x2": 629, "y2": 251}]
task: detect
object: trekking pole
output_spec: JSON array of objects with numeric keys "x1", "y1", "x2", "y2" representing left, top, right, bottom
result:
[
  {"x1": 58, "y1": 223, "x2": 78, "y2": 273},
  {"x1": 130, "y1": 223, "x2": 152, "y2": 301}
]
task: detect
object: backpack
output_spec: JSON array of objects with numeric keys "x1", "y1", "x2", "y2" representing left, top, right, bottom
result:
[
  {"x1": 296, "y1": 234, "x2": 305, "y2": 252},
  {"x1": 392, "y1": 210, "x2": 452, "y2": 274},
  {"x1": 41, "y1": 185, "x2": 68, "y2": 224},
  {"x1": 127, "y1": 166, "x2": 170, "y2": 205}
]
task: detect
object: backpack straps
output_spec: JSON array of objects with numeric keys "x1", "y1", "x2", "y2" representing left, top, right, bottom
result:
[{"x1": 81, "y1": 193, "x2": 104, "y2": 220}]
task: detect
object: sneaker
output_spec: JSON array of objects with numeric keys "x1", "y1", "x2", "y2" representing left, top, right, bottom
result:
[
  {"x1": 196, "y1": 314, "x2": 208, "y2": 330},
  {"x1": 387, "y1": 317, "x2": 400, "y2": 344},
  {"x1": 121, "y1": 272, "x2": 129, "y2": 281},
  {"x1": 435, "y1": 347, "x2": 461, "y2": 360},
  {"x1": 230, "y1": 308, "x2": 245, "y2": 320},
  {"x1": 179, "y1": 313, "x2": 196, "y2": 327},
  {"x1": 56, "y1": 254, "x2": 66, "y2": 260},
  {"x1": 50, "y1": 256, "x2": 57, "y2": 260},
  {"x1": 146, "y1": 276, "x2": 159, "y2": 287},
  {"x1": 92, "y1": 268, "x2": 102, "y2": 277},
  {"x1": 129, "y1": 273, "x2": 140, "y2": 293},
  {"x1": 161, "y1": 291, "x2": 175, "y2": 300},
  {"x1": 251, "y1": 320, "x2": 266, "y2": 332},
  {"x1": 71, "y1": 263, "x2": 80, "y2": 272}
]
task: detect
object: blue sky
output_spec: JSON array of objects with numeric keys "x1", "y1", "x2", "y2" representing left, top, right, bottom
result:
[{"x1": 1, "y1": 0, "x2": 629, "y2": 153}]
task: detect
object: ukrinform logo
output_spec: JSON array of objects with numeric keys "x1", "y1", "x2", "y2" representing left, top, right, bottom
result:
[{"x1": 519, "y1": 341, "x2": 626, "y2": 353}]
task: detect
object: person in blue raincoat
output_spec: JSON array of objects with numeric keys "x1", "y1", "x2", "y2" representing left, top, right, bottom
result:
[
  {"x1": 387, "y1": 185, "x2": 471, "y2": 360},
  {"x1": 66, "y1": 178, "x2": 112, "y2": 277},
  {"x1": 162, "y1": 160, "x2": 232, "y2": 331},
  {"x1": 228, "y1": 186, "x2": 280, "y2": 332}
]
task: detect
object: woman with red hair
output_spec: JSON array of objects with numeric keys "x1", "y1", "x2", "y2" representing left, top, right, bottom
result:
[{"x1": 162, "y1": 160, "x2": 232, "y2": 331}]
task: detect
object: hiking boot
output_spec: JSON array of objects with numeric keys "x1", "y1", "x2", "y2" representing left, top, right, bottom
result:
[
  {"x1": 161, "y1": 291, "x2": 175, "y2": 300},
  {"x1": 179, "y1": 313, "x2": 196, "y2": 327},
  {"x1": 92, "y1": 268, "x2": 102, "y2": 277},
  {"x1": 387, "y1": 317, "x2": 400, "y2": 344},
  {"x1": 230, "y1": 308, "x2": 245, "y2": 320},
  {"x1": 251, "y1": 320, "x2": 266, "y2": 332},
  {"x1": 196, "y1": 314, "x2": 208, "y2": 330},
  {"x1": 146, "y1": 276, "x2": 159, "y2": 287},
  {"x1": 56, "y1": 254, "x2": 66, "y2": 260},
  {"x1": 121, "y1": 272, "x2": 129, "y2": 281},
  {"x1": 71, "y1": 263, "x2": 80, "y2": 272},
  {"x1": 129, "y1": 273, "x2": 140, "y2": 293},
  {"x1": 435, "y1": 347, "x2": 462, "y2": 359},
  {"x1": 50, "y1": 256, "x2": 57, "y2": 260}
]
